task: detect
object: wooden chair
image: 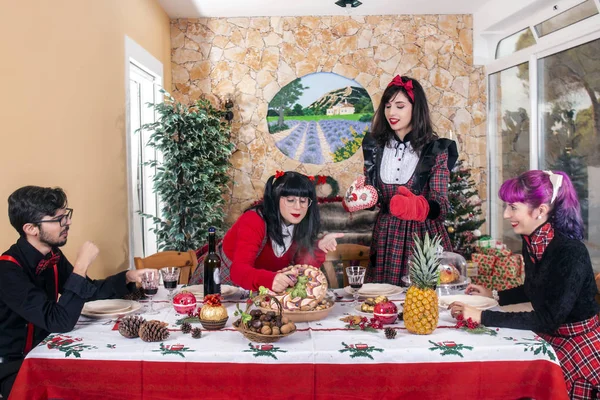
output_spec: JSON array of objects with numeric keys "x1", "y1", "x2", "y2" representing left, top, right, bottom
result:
[
  {"x1": 134, "y1": 250, "x2": 198, "y2": 285},
  {"x1": 322, "y1": 244, "x2": 370, "y2": 289}
]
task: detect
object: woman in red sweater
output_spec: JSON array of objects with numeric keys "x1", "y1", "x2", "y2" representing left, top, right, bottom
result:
[{"x1": 191, "y1": 171, "x2": 343, "y2": 292}]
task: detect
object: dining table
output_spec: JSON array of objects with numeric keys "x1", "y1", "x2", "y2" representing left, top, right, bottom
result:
[{"x1": 9, "y1": 284, "x2": 568, "y2": 400}]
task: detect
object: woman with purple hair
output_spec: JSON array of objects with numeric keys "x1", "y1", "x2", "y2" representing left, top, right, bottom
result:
[{"x1": 448, "y1": 170, "x2": 599, "y2": 399}]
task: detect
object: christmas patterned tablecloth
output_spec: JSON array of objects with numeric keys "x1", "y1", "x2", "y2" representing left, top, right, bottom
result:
[{"x1": 9, "y1": 288, "x2": 568, "y2": 400}]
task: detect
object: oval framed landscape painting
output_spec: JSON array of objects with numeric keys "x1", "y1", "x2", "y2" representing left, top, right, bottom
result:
[{"x1": 267, "y1": 72, "x2": 373, "y2": 165}]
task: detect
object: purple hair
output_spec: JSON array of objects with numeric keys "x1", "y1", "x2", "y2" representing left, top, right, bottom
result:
[{"x1": 498, "y1": 170, "x2": 584, "y2": 240}]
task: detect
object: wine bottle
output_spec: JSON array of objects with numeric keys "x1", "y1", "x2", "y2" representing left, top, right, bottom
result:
[{"x1": 203, "y1": 227, "x2": 221, "y2": 296}]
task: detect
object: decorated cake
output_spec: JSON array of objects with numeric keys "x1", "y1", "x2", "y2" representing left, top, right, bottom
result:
[
  {"x1": 439, "y1": 264, "x2": 461, "y2": 284},
  {"x1": 266, "y1": 264, "x2": 328, "y2": 311},
  {"x1": 438, "y1": 251, "x2": 467, "y2": 284}
]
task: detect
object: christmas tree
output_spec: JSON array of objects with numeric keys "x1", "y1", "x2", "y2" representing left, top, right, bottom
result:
[{"x1": 445, "y1": 160, "x2": 486, "y2": 259}]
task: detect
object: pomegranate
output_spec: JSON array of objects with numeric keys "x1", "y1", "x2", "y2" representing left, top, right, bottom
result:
[
  {"x1": 373, "y1": 301, "x2": 398, "y2": 324},
  {"x1": 172, "y1": 290, "x2": 197, "y2": 314}
]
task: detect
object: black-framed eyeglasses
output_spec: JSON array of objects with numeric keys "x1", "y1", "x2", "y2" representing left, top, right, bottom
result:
[
  {"x1": 284, "y1": 197, "x2": 312, "y2": 208},
  {"x1": 33, "y1": 208, "x2": 73, "y2": 227}
]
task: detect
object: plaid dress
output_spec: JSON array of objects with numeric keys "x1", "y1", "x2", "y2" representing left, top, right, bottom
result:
[
  {"x1": 366, "y1": 149, "x2": 452, "y2": 285},
  {"x1": 538, "y1": 315, "x2": 600, "y2": 399}
]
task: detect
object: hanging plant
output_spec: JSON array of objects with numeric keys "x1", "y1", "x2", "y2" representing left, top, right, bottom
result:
[{"x1": 139, "y1": 92, "x2": 235, "y2": 251}]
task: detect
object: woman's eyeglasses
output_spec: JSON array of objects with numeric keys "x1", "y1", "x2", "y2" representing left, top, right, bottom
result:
[
  {"x1": 284, "y1": 197, "x2": 312, "y2": 208},
  {"x1": 34, "y1": 208, "x2": 73, "y2": 227}
]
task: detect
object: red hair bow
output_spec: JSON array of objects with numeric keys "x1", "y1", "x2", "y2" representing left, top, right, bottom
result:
[
  {"x1": 387, "y1": 75, "x2": 414, "y2": 102},
  {"x1": 307, "y1": 175, "x2": 315, "y2": 182},
  {"x1": 275, "y1": 170, "x2": 285, "y2": 179}
]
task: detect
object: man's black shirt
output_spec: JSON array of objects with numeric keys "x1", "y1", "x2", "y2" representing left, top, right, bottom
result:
[{"x1": 0, "y1": 237, "x2": 134, "y2": 361}]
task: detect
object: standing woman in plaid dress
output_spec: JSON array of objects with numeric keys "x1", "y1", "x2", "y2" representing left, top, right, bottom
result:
[
  {"x1": 353, "y1": 75, "x2": 458, "y2": 284},
  {"x1": 449, "y1": 170, "x2": 600, "y2": 399}
]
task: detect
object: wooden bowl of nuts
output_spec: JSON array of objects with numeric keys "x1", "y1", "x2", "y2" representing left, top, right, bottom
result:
[
  {"x1": 259, "y1": 294, "x2": 335, "y2": 323},
  {"x1": 233, "y1": 294, "x2": 296, "y2": 343}
]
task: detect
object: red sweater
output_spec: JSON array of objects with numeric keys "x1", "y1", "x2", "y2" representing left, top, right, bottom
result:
[{"x1": 224, "y1": 211, "x2": 326, "y2": 291}]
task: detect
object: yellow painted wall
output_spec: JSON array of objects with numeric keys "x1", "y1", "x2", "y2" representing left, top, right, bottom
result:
[{"x1": 0, "y1": 0, "x2": 171, "y2": 278}]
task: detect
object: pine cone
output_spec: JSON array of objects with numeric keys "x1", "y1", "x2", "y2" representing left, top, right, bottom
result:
[
  {"x1": 118, "y1": 315, "x2": 146, "y2": 338},
  {"x1": 191, "y1": 327, "x2": 202, "y2": 339},
  {"x1": 384, "y1": 327, "x2": 397, "y2": 339},
  {"x1": 139, "y1": 320, "x2": 170, "y2": 342},
  {"x1": 181, "y1": 322, "x2": 192, "y2": 334},
  {"x1": 123, "y1": 288, "x2": 146, "y2": 301}
]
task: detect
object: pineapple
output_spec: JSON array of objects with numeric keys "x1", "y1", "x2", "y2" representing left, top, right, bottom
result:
[{"x1": 404, "y1": 233, "x2": 442, "y2": 335}]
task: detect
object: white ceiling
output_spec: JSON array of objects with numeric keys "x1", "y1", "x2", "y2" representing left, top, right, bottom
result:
[{"x1": 157, "y1": 0, "x2": 494, "y2": 18}]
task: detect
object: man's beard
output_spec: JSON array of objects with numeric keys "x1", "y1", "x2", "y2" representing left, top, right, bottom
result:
[{"x1": 39, "y1": 226, "x2": 68, "y2": 248}]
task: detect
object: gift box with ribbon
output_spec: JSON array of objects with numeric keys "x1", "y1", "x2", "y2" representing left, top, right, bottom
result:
[{"x1": 471, "y1": 243, "x2": 524, "y2": 291}]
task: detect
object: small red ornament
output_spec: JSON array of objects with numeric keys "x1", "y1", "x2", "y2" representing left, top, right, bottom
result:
[
  {"x1": 373, "y1": 301, "x2": 398, "y2": 324},
  {"x1": 317, "y1": 175, "x2": 327, "y2": 185},
  {"x1": 172, "y1": 291, "x2": 197, "y2": 314}
]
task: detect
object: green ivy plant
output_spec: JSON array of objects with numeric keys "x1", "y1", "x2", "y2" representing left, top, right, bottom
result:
[{"x1": 139, "y1": 92, "x2": 235, "y2": 251}]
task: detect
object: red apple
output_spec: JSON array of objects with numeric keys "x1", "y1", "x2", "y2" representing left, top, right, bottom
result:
[
  {"x1": 373, "y1": 301, "x2": 398, "y2": 324},
  {"x1": 172, "y1": 290, "x2": 197, "y2": 314}
]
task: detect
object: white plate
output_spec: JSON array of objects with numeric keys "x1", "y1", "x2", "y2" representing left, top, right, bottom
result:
[
  {"x1": 355, "y1": 304, "x2": 373, "y2": 314},
  {"x1": 438, "y1": 294, "x2": 498, "y2": 310},
  {"x1": 344, "y1": 284, "x2": 404, "y2": 298},
  {"x1": 81, "y1": 301, "x2": 142, "y2": 319},
  {"x1": 358, "y1": 283, "x2": 398, "y2": 295},
  {"x1": 184, "y1": 284, "x2": 238, "y2": 298},
  {"x1": 83, "y1": 299, "x2": 133, "y2": 314}
]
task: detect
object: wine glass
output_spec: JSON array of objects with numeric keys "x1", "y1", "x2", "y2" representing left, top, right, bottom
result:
[
  {"x1": 346, "y1": 266, "x2": 366, "y2": 308},
  {"x1": 160, "y1": 267, "x2": 180, "y2": 301},
  {"x1": 141, "y1": 270, "x2": 160, "y2": 315}
]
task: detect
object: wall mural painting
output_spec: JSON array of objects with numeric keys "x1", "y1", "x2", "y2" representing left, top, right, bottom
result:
[{"x1": 267, "y1": 72, "x2": 374, "y2": 165}]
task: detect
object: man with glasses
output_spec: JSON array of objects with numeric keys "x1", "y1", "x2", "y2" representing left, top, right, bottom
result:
[{"x1": 0, "y1": 186, "x2": 149, "y2": 398}]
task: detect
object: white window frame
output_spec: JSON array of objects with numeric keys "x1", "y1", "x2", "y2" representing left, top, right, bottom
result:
[
  {"x1": 124, "y1": 36, "x2": 164, "y2": 265},
  {"x1": 485, "y1": 0, "x2": 600, "y2": 240}
]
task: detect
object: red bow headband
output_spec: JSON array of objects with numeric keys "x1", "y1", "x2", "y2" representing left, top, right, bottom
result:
[
  {"x1": 274, "y1": 170, "x2": 315, "y2": 183},
  {"x1": 387, "y1": 75, "x2": 414, "y2": 102}
]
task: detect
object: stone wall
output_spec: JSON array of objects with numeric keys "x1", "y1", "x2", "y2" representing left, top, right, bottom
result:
[{"x1": 170, "y1": 15, "x2": 487, "y2": 226}]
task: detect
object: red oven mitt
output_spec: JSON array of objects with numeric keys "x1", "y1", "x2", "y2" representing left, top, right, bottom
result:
[{"x1": 390, "y1": 186, "x2": 429, "y2": 221}]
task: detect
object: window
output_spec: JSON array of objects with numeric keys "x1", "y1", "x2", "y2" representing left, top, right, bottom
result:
[
  {"x1": 125, "y1": 36, "x2": 164, "y2": 261},
  {"x1": 488, "y1": 63, "x2": 531, "y2": 252},
  {"x1": 535, "y1": 0, "x2": 599, "y2": 37},
  {"x1": 487, "y1": 2, "x2": 600, "y2": 271},
  {"x1": 538, "y1": 38, "x2": 600, "y2": 251},
  {"x1": 129, "y1": 63, "x2": 161, "y2": 258},
  {"x1": 495, "y1": 28, "x2": 536, "y2": 59}
]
